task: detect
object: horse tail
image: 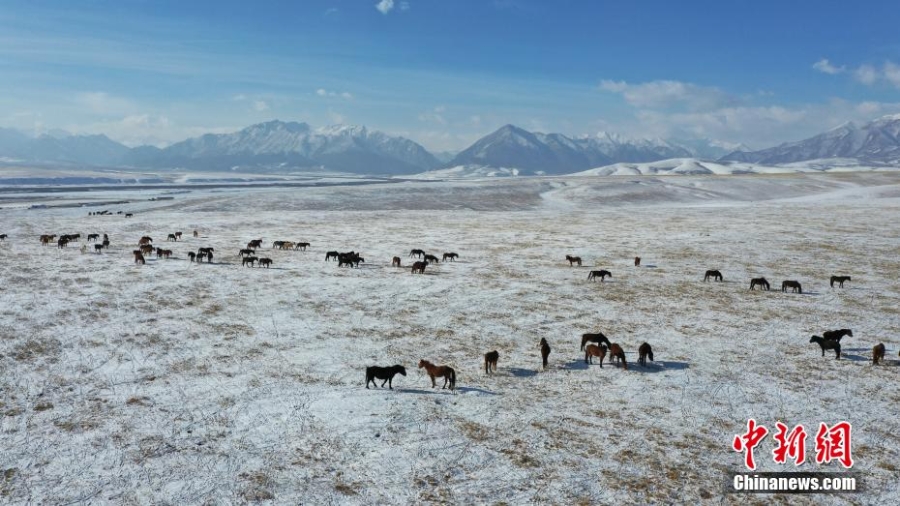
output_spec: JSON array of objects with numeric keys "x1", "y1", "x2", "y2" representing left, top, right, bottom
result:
[
  {"x1": 484, "y1": 356, "x2": 488, "y2": 374},
  {"x1": 648, "y1": 350, "x2": 654, "y2": 362},
  {"x1": 450, "y1": 368, "x2": 456, "y2": 390}
]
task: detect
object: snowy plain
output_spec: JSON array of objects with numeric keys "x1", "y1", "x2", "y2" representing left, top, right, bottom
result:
[{"x1": 1, "y1": 172, "x2": 899, "y2": 505}]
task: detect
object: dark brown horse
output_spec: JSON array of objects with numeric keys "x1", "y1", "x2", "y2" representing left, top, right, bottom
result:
[
  {"x1": 638, "y1": 342, "x2": 654, "y2": 367},
  {"x1": 830, "y1": 275, "x2": 851, "y2": 288},
  {"x1": 366, "y1": 365, "x2": 407, "y2": 389},
  {"x1": 193, "y1": 230, "x2": 199, "y2": 237},
  {"x1": 167, "y1": 234, "x2": 177, "y2": 242},
  {"x1": 750, "y1": 277, "x2": 770, "y2": 291},
  {"x1": 565, "y1": 255, "x2": 582, "y2": 266},
  {"x1": 409, "y1": 249, "x2": 425, "y2": 258},
  {"x1": 392, "y1": 256, "x2": 402, "y2": 267},
  {"x1": 239, "y1": 248, "x2": 254, "y2": 257},
  {"x1": 258, "y1": 258, "x2": 272, "y2": 268},
  {"x1": 810, "y1": 336, "x2": 840, "y2": 359},
  {"x1": 703, "y1": 270, "x2": 723, "y2": 282},
  {"x1": 175, "y1": 232, "x2": 183, "y2": 240},
  {"x1": 873, "y1": 343, "x2": 885, "y2": 365},
  {"x1": 587, "y1": 270, "x2": 611, "y2": 281},
  {"x1": 94, "y1": 244, "x2": 104, "y2": 253},
  {"x1": 295, "y1": 242, "x2": 310, "y2": 250},
  {"x1": 581, "y1": 332, "x2": 611, "y2": 351},
  {"x1": 133, "y1": 251, "x2": 145, "y2": 265},
  {"x1": 608, "y1": 343, "x2": 627, "y2": 370},
  {"x1": 188, "y1": 252, "x2": 196, "y2": 262},
  {"x1": 782, "y1": 280, "x2": 802, "y2": 293},
  {"x1": 634, "y1": 257, "x2": 641, "y2": 267},
  {"x1": 484, "y1": 350, "x2": 499, "y2": 374},
  {"x1": 418, "y1": 360, "x2": 456, "y2": 390},
  {"x1": 140, "y1": 244, "x2": 154, "y2": 256},
  {"x1": 822, "y1": 329, "x2": 853, "y2": 342},
  {"x1": 242, "y1": 256, "x2": 258, "y2": 267},
  {"x1": 138, "y1": 236, "x2": 152, "y2": 245},
  {"x1": 411, "y1": 261, "x2": 427, "y2": 274},
  {"x1": 325, "y1": 251, "x2": 340, "y2": 261},
  {"x1": 584, "y1": 344, "x2": 607, "y2": 365},
  {"x1": 87, "y1": 233, "x2": 99, "y2": 242},
  {"x1": 442, "y1": 252, "x2": 459, "y2": 262},
  {"x1": 538, "y1": 338, "x2": 551, "y2": 370},
  {"x1": 423, "y1": 254, "x2": 440, "y2": 264}
]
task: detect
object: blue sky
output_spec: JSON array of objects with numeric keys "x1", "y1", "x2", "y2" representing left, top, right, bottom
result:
[{"x1": 2, "y1": 0, "x2": 899, "y2": 151}]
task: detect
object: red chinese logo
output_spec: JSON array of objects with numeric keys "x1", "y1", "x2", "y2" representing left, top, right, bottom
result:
[
  {"x1": 732, "y1": 418, "x2": 769, "y2": 470},
  {"x1": 814, "y1": 421, "x2": 854, "y2": 469},
  {"x1": 772, "y1": 422, "x2": 807, "y2": 465},
  {"x1": 734, "y1": 420, "x2": 854, "y2": 470}
]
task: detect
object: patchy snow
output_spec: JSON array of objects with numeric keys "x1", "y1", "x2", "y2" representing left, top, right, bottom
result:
[{"x1": 1, "y1": 172, "x2": 899, "y2": 504}]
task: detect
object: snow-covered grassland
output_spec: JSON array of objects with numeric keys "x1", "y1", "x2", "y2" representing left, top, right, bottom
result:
[{"x1": 1, "y1": 172, "x2": 899, "y2": 505}]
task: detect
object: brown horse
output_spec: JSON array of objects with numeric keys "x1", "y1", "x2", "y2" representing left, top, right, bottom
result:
[
  {"x1": 392, "y1": 256, "x2": 402, "y2": 267},
  {"x1": 581, "y1": 332, "x2": 611, "y2": 351},
  {"x1": 411, "y1": 261, "x2": 427, "y2": 274},
  {"x1": 258, "y1": 258, "x2": 272, "y2": 268},
  {"x1": 565, "y1": 255, "x2": 582, "y2": 267},
  {"x1": 830, "y1": 275, "x2": 851, "y2": 288},
  {"x1": 138, "y1": 236, "x2": 152, "y2": 245},
  {"x1": 873, "y1": 343, "x2": 886, "y2": 365},
  {"x1": 587, "y1": 270, "x2": 611, "y2": 281},
  {"x1": 140, "y1": 244, "x2": 154, "y2": 256},
  {"x1": 782, "y1": 280, "x2": 802, "y2": 293},
  {"x1": 418, "y1": 359, "x2": 456, "y2": 390},
  {"x1": 175, "y1": 232, "x2": 183, "y2": 240},
  {"x1": 242, "y1": 256, "x2": 258, "y2": 267},
  {"x1": 638, "y1": 342, "x2": 654, "y2": 367},
  {"x1": 634, "y1": 256, "x2": 641, "y2": 267},
  {"x1": 442, "y1": 252, "x2": 459, "y2": 262},
  {"x1": 484, "y1": 350, "x2": 499, "y2": 374},
  {"x1": 608, "y1": 343, "x2": 627, "y2": 370},
  {"x1": 584, "y1": 344, "x2": 607, "y2": 365},
  {"x1": 133, "y1": 251, "x2": 145, "y2": 265},
  {"x1": 423, "y1": 254, "x2": 440, "y2": 264},
  {"x1": 750, "y1": 277, "x2": 770, "y2": 291},
  {"x1": 538, "y1": 338, "x2": 551, "y2": 370},
  {"x1": 810, "y1": 336, "x2": 840, "y2": 359},
  {"x1": 704, "y1": 270, "x2": 723, "y2": 282}
]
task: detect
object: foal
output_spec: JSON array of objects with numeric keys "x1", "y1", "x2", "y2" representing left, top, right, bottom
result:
[{"x1": 484, "y1": 350, "x2": 499, "y2": 374}]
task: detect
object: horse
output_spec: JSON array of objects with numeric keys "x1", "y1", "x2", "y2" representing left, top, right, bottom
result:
[
  {"x1": 581, "y1": 332, "x2": 611, "y2": 351},
  {"x1": 197, "y1": 251, "x2": 207, "y2": 262},
  {"x1": 338, "y1": 252, "x2": 363, "y2": 268},
  {"x1": 411, "y1": 261, "x2": 427, "y2": 274},
  {"x1": 392, "y1": 256, "x2": 402, "y2": 267},
  {"x1": 638, "y1": 342, "x2": 654, "y2": 367},
  {"x1": 188, "y1": 252, "x2": 196, "y2": 262},
  {"x1": 423, "y1": 254, "x2": 440, "y2": 264},
  {"x1": 750, "y1": 277, "x2": 770, "y2": 291},
  {"x1": 206, "y1": 251, "x2": 213, "y2": 263},
  {"x1": 634, "y1": 257, "x2": 641, "y2": 267},
  {"x1": 138, "y1": 236, "x2": 152, "y2": 245},
  {"x1": 167, "y1": 234, "x2": 177, "y2": 242},
  {"x1": 140, "y1": 244, "x2": 154, "y2": 256},
  {"x1": 40, "y1": 234, "x2": 55, "y2": 245},
  {"x1": 873, "y1": 343, "x2": 886, "y2": 365},
  {"x1": 57, "y1": 237, "x2": 69, "y2": 249},
  {"x1": 133, "y1": 251, "x2": 145, "y2": 265},
  {"x1": 102, "y1": 239, "x2": 110, "y2": 248},
  {"x1": 538, "y1": 338, "x2": 551, "y2": 370},
  {"x1": 0, "y1": 234, "x2": 5, "y2": 240},
  {"x1": 198, "y1": 247, "x2": 214, "y2": 256},
  {"x1": 809, "y1": 336, "x2": 841, "y2": 359},
  {"x1": 193, "y1": 230, "x2": 199, "y2": 237},
  {"x1": 365, "y1": 365, "x2": 407, "y2": 389},
  {"x1": 565, "y1": 255, "x2": 582, "y2": 267},
  {"x1": 703, "y1": 270, "x2": 723, "y2": 282},
  {"x1": 822, "y1": 329, "x2": 853, "y2": 342},
  {"x1": 584, "y1": 344, "x2": 607, "y2": 365},
  {"x1": 608, "y1": 343, "x2": 627, "y2": 370},
  {"x1": 442, "y1": 252, "x2": 459, "y2": 262},
  {"x1": 587, "y1": 270, "x2": 611, "y2": 281},
  {"x1": 281, "y1": 242, "x2": 294, "y2": 250},
  {"x1": 175, "y1": 232, "x2": 182, "y2": 240},
  {"x1": 325, "y1": 251, "x2": 340, "y2": 261},
  {"x1": 418, "y1": 360, "x2": 456, "y2": 390},
  {"x1": 94, "y1": 244, "x2": 104, "y2": 253},
  {"x1": 242, "y1": 256, "x2": 258, "y2": 267},
  {"x1": 87, "y1": 234, "x2": 99, "y2": 242},
  {"x1": 258, "y1": 258, "x2": 272, "y2": 268},
  {"x1": 272, "y1": 241, "x2": 285, "y2": 249},
  {"x1": 248, "y1": 239, "x2": 263, "y2": 249},
  {"x1": 484, "y1": 350, "x2": 499, "y2": 374},
  {"x1": 125, "y1": 213, "x2": 133, "y2": 218},
  {"x1": 239, "y1": 249, "x2": 254, "y2": 257},
  {"x1": 159, "y1": 249, "x2": 172, "y2": 259},
  {"x1": 782, "y1": 280, "x2": 802, "y2": 293},
  {"x1": 295, "y1": 242, "x2": 310, "y2": 251},
  {"x1": 830, "y1": 276, "x2": 851, "y2": 288},
  {"x1": 409, "y1": 249, "x2": 425, "y2": 258}
]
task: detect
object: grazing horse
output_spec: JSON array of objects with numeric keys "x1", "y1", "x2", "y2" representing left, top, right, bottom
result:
[
  {"x1": 484, "y1": 350, "x2": 499, "y2": 374},
  {"x1": 584, "y1": 344, "x2": 607, "y2": 365},
  {"x1": 587, "y1": 270, "x2": 612, "y2": 281},
  {"x1": 242, "y1": 256, "x2": 258, "y2": 267},
  {"x1": 392, "y1": 256, "x2": 402, "y2": 267},
  {"x1": 442, "y1": 252, "x2": 459, "y2": 262},
  {"x1": 206, "y1": 251, "x2": 213, "y2": 263},
  {"x1": 634, "y1": 257, "x2": 641, "y2": 267},
  {"x1": 188, "y1": 252, "x2": 196, "y2": 262},
  {"x1": 750, "y1": 277, "x2": 770, "y2": 291},
  {"x1": 581, "y1": 332, "x2": 611, "y2": 351},
  {"x1": 411, "y1": 261, "x2": 427, "y2": 274},
  {"x1": 198, "y1": 247, "x2": 214, "y2": 256},
  {"x1": 538, "y1": 338, "x2": 551, "y2": 370},
  {"x1": 258, "y1": 258, "x2": 272, "y2": 268},
  {"x1": 873, "y1": 343, "x2": 886, "y2": 365},
  {"x1": 167, "y1": 234, "x2": 177, "y2": 242},
  {"x1": 40, "y1": 234, "x2": 56, "y2": 245},
  {"x1": 140, "y1": 244, "x2": 154, "y2": 256},
  {"x1": 87, "y1": 234, "x2": 99, "y2": 242},
  {"x1": 409, "y1": 249, "x2": 425, "y2": 258},
  {"x1": 703, "y1": 270, "x2": 723, "y2": 282},
  {"x1": 365, "y1": 365, "x2": 407, "y2": 389},
  {"x1": 830, "y1": 275, "x2": 851, "y2": 288},
  {"x1": 809, "y1": 336, "x2": 841, "y2": 359},
  {"x1": 565, "y1": 255, "x2": 582, "y2": 267},
  {"x1": 175, "y1": 232, "x2": 182, "y2": 240},
  {"x1": 239, "y1": 249, "x2": 254, "y2": 257},
  {"x1": 782, "y1": 280, "x2": 802, "y2": 294},
  {"x1": 0, "y1": 234, "x2": 6, "y2": 240},
  {"x1": 133, "y1": 251, "x2": 145, "y2": 265},
  {"x1": 638, "y1": 342, "x2": 654, "y2": 367},
  {"x1": 608, "y1": 343, "x2": 627, "y2": 370},
  {"x1": 159, "y1": 249, "x2": 173, "y2": 259},
  {"x1": 418, "y1": 360, "x2": 456, "y2": 390},
  {"x1": 138, "y1": 236, "x2": 152, "y2": 245},
  {"x1": 823, "y1": 329, "x2": 853, "y2": 342},
  {"x1": 325, "y1": 251, "x2": 340, "y2": 261},
  {"x1": 423, "y1": 254, "x2": 440, "y2": 264},
  {"x1": 295, "y1": 242, "x2": 310, "y2": 251}
]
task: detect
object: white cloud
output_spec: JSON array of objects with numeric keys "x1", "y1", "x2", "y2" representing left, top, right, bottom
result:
[
  {"x1": 375, "y1": 0, "x2": 394, "y2": 15},
  {"x1": 598, "y1": 79, "x2": 733, "y2": 111},
  {"x1": 418, "y1": 106, "x2": 447, "y2": 125},
  {"x1": 231, "y1": 94, "x2": 247, "y2": 101},
  {"x1": 316, "y1": 88, "x2": 354, "y2": 100},
  {"x1": 854, "y1": 64, "x2": 878, "y2": 85},
  {"x1": 812, "y1": 58, "x2": 844, "y2": 75},
  {"x1": 75, "y1": 92, "x2": 136, "y2": 115},
  {"x1": 883, "y1": 61, "x2": 900, "y2": 88},
  {"x1": 253, "y1": 100, "x2": 270, "y2": 112}
]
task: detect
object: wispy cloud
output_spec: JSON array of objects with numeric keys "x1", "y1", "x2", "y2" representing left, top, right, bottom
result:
[
  {"x1": 316, "y1": 88, "x2": 354, "y2": 100},
  {"x1": 812, "y1": 58, "x2": 844, "y2": 75},
  {"x1": 818, "y1": 59, "x2": 900, "y2": 89},
  {"x1": 74, "y1": 92, "x2": 136, "y2": 115},
  {"x1": 598, "y1": 79, "x2": 734, "y2": 111},
  {"x1": 375, "y1": 0, "x2": 394, "y2": 15},
  {"x1": 253, "y1": 100, "x2": 270, "y2": 112}
]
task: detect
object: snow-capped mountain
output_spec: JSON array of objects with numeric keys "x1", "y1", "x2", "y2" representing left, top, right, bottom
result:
[{"x1": 720, "y1": 115, "x2": 900, "y2": 165}]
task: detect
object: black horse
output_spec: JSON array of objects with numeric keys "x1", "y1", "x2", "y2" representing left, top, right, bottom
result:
[
  {"x1": 580, "y1": 332, "x2": 611, "y2": 351},
  {"x1": 810, "y1": 336, "x2": 841, "y2": 359},
  {"x1": 782, "y1": 280, "x2": 802, "y2": 293},
  {"x1": 822, "y1": 329, "x2": 853, "y2": 342},
  {"x1": 365, "y1": 365, "x2": 407, "y2": 389},
  {"x1": 750, "y1": 277, "x2": 770, "y2": 291},
  {"x1": 703, "y1": 270, "x2": 723, "y2": 282},
  {"x1": 325, "y1": 251, "x2": 340, "y2": 261},
  {"x1": 587, "y1": 270, "x2": 612, "y2": 281},
  {"x1": 830, "y1": 276, "x2": 851, "y2": 288}
]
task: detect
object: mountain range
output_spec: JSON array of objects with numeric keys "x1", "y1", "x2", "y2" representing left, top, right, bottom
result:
[{"x1": 2, "y1": 115, "x2": 900, "y2": 176}]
